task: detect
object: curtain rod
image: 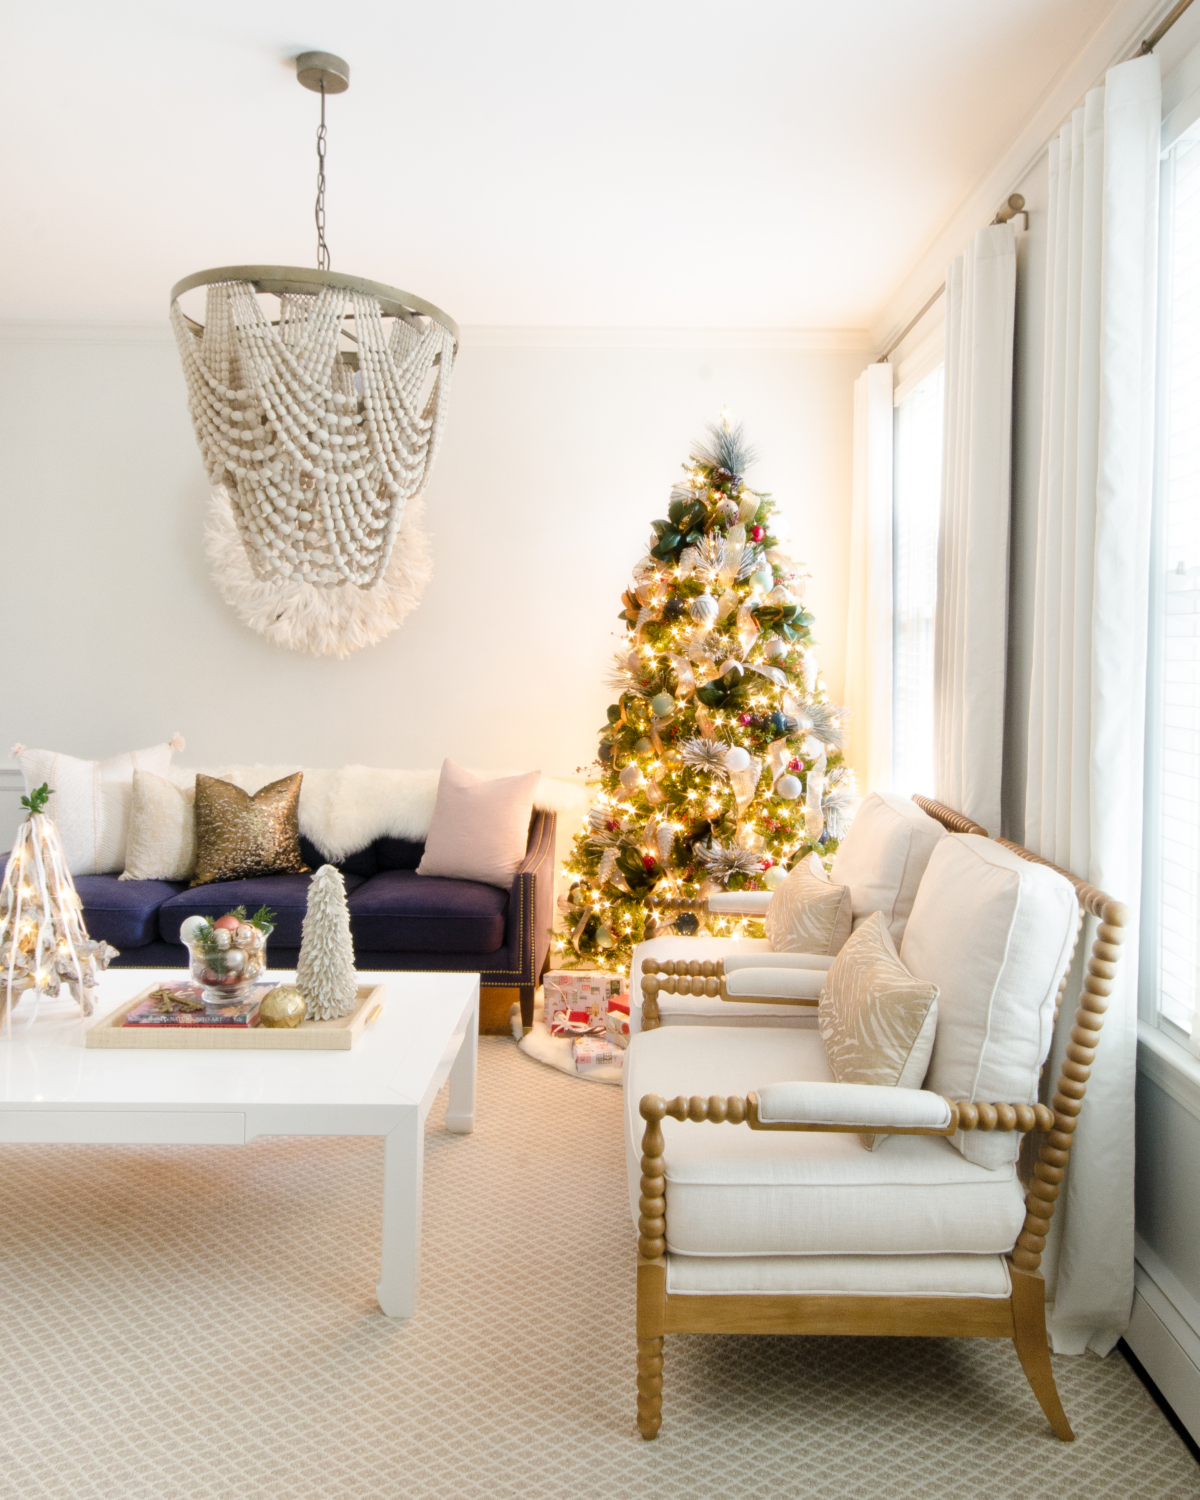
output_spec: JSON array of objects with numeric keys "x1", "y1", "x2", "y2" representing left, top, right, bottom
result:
[
  {"x1": 1138, "y1": 0, "x2": 1197, "y2": 55},
  {"x1": 875, "y1": 0, "x2": 1196, "y2": 366}
]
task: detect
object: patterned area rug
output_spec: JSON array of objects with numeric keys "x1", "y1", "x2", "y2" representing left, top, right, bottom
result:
[{"x1": 0, "y1": 1038, "x2": 1196, "y2": 1500}]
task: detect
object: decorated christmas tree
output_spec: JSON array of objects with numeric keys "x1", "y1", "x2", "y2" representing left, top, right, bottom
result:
[
  {"x1": 296, "y1": 864, "x2": 358, "y2": 1020},
  {"x1": 556, "y1": 417, "x2": 853, "y2": 974}
]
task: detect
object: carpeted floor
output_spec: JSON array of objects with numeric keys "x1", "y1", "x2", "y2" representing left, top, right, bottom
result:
[{"x1": 0, "y1": 1037, "x2": 1197, "y2": 1500}]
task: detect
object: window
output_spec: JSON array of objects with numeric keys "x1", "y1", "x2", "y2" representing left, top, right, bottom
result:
[
  {"x1": 891, "y1": 364, "x2": 944, "y2": 797},
  {"x1": 1148, "y1": 131, "x2": 1200, "y2": 1041}
]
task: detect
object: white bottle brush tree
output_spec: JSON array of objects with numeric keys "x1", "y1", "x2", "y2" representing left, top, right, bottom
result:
[{"x1": 296, "y1": 864, "x2": 358, "y2": 1020}]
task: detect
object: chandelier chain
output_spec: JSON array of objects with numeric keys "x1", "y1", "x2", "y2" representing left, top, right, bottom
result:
[{"x1": 315, "y1": 82, "x2": 330, "y2": 271}]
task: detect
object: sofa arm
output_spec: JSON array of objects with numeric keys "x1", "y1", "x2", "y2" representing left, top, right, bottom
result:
[{"x1": 504, "y1": 810, "x2": 556, "y2": 1012}]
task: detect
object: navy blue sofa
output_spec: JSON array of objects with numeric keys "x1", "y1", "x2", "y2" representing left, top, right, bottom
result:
[{"x1": 3, "y1": 812, "x2": 556, "y2": 1028}]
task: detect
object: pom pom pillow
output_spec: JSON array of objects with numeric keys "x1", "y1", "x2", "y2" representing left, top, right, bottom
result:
[
  {"x1": 417, "y1": 760, "x2": 539, "y2": 888},
  {"x1": 13, "y1": 735, "x2": 183, "y2": 876},
  {"x1": 765, "y1": 853, "x2": 852, "y2": 956},
  {"x1": 817, "y1": 910, "x2": 940, "y2": 1149},
  {"x1": 191, "y1": 773, "x2": 309, "y2": 887}
]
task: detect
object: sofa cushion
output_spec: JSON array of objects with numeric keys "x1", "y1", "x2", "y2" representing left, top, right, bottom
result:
[
  {"x1": 374, "y1": 837, "x2": 425, "y2": 871},
  {"x1": 299, "y1": 836, "x2": 378, "y2": 879},
  {"x1": 158, "y1": 872, "x2": 367, "y2": 949},
  {"x1": 623, "y1": 1026, "x2": 1025, "y2": 1257},
  {"x1": 71, "y1": 873, "x2": 188, "y2": 949},
  {"x1": 829, "y1": 792, "x2": 945, "y2": 946},
  {"x1": 348, "y1": 870, "x2": 507, "y2": 954},
  {"x1": 666, "y1": 1253, "x2": 1011, "y2": 1299},
  {"x1": 417, "y1": 760, "x2": 539, "y2": 888},
  {"x1": 902, "y1": 834, "x2": 1077, "y2": 1171}
]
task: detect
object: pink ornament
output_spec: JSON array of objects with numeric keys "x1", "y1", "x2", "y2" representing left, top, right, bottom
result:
[
  {"x1": 213, "y1": 914, "x2": 240, "y2": 932},
  {"x1": 739, "y1": 714, "x2": 753, "y2": 726},
  {"x1": 751, "y1": 525, "x2": 765, "y2": 542},
  {"x1": 642, "y1": 854, "x2": 656, "y2": 871}
]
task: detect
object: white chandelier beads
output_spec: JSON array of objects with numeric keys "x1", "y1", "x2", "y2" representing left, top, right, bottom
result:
[{"x1": 171, "y1": 282, "x2": 455, "y2": 590}]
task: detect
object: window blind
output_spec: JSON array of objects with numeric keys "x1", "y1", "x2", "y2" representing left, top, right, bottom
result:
[
  {"x1": 1153, "y1": 132, "x2": 1200, "y2": 1038},
  {"x1": 891, "y1": 364, "x2": 944, "y2": 798}
]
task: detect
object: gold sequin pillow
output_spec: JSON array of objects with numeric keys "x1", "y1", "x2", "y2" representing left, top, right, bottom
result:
[
  {"x1": 190, "y1": 773, "x2": 310, "y2": 887},
  {"x1": 817, "y1": 910, "x2": 939, "y2": 1149},
  {"x1": 765, "y1": 853, "x2": 853, "y2": 955}
]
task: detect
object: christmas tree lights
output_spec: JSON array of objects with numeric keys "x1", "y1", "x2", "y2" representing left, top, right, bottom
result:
[{"x1": 556, "y1": 418, "x2": 854, "y2": 973}]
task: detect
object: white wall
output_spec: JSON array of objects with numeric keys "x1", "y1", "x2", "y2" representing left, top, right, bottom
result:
[{"x1": 0, "y1": 327, "x2": 866, "y2": 844}]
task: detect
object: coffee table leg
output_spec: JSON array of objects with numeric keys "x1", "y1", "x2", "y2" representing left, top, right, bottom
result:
[
  {"x1": 444, "y1": 990, "x2": 477, "y2": 1136},
  {"x1": 377, "y1": 1107, "x2": 422, "y2": 1319}
]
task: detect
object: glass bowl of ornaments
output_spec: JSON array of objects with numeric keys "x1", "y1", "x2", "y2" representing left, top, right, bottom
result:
[{"x1": 178, "y1": 906, "x2": 274, "y2": 1007}]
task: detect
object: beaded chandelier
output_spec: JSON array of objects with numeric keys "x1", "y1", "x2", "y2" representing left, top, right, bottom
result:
[{"x1": 170, "y1": 52, "x2": 458, "y2": 651}]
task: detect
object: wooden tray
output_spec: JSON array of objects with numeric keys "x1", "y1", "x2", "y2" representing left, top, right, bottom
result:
[{"x1": 85, "y1": 983, "x2": 385, "y2": 1050}]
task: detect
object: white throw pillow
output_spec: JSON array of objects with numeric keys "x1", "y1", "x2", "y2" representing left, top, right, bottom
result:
[
  {"x1": 120, "y1": 770, "x2": 196, "y2": 882},
  {"x1": 830, "y1": 791, "x2": 945, "y2": 946},
  {"x1": 13, "y1": 736, "x2": 182, "y2": 876},
  {"x1": 901, "y1": 835, "x2": 1078, "y2": 1170},
  {"x1": 818, "y1": 911, "x2": 940, "y2": 1149},
  {"x1": 765, "y1": 853, "x2": 852, "y2": 956},
  {"x1": 416, "y1": 759, "x2": 539, "y2": 888}
]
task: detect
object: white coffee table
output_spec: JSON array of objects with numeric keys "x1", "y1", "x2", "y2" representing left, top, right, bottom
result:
[{"x1": 0, "y1": 968, "x2": 478, "y2": 1319}]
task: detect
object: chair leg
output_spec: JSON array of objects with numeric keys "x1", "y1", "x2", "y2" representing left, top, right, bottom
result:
[
  {"x1": 518, "y1": 985, "x2": 534, "y2": 1031},
  {"x1": 637, "y1": 1336, "x2": 664, "y2": 1439},
  {"x1": 1010, "y1": 1264, "x2": 1074, "y2": 1441}
]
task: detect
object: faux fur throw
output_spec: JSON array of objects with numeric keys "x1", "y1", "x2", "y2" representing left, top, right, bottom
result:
[{"x1": 169, "y1": 764, "x2": 589, "y2": 863}]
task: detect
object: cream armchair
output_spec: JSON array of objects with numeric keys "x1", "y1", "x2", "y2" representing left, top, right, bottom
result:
[
  {"x1": 623, "y1": 806, "x2": 1128, "y2": 1442},
  {"x1": 630, "y1": 791, "x2": 949, "y2": 1032}
]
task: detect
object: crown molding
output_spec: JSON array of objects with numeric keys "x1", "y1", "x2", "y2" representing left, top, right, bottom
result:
[
  {"x1": 456, "y1": 326, "x2": 873, "y2": 352},
  {"x1": 0, "y1": 319, "x2": 872, "y2": 354},
  {"x1": 868, "y1": 0, "x2": 1183, "y2": 354}
]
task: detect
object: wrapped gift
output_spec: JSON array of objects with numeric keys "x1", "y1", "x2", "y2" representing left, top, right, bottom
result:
[
  {"x1": 573, "y1": 1035, "x2": 625, "y2": 1075},
  {"x1": 605, "y1": 996, "x2": 631, "y2": 1048},
  {"x1": 543, "y1": 970, "x2": 623, "y2": 1036}
]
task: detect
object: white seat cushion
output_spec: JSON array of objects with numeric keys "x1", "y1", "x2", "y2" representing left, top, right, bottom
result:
[
  {"x1": 624, "y1": 1027, "x2": 1026, "y2": 1257},
  {"x1": 830, "y1": 792, "x2": 945, "y2": 946},
  {"x1": 901, "y1": 835, "x2": 1078, "y2": 1170},
  {"x1": 666, "y1": 1252, "x2": 1012, "y2": 1299}
]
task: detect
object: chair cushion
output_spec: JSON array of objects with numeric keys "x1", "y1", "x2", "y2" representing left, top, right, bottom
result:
[
  {"x1": 829, "y1": 792, "x2": 945, "y2": 945},
  {"x1": 73, "y1": 873, "x2": 187, "y2": 948},
  {"x1": 765, "y1": 853, "x2": 852, "y2": 956},
  {"x1": 666, "y1": 1252, "x2": 1011, "y2": 1299},
  {"x1": 158, "y1": 873, "x2": 367, "y2": 949},
  {"x1": 901, "y1": 835, "x2": 1077, "y2": 1170},
  {"x1": 818, "y1": 911, "x2": 939, "y2": 1146},
  {"x1": 347, "y1": 870, "x2": 508, "y2": 954},
  {"x1": 624, "y1": 1026, "x2": 1026, "y2": 1257}
]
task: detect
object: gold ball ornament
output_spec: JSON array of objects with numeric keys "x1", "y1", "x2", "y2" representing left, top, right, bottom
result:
[{"x1": 258, "y1": 984, "x2": 307, "y2": 1028}]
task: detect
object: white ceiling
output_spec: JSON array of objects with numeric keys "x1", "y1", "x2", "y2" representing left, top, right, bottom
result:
[{"x1": 6, "y1": 0, "x2": 1122, "y2": 329}]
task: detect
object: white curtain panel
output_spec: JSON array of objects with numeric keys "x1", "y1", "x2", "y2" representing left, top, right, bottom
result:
[
  {"x1": 846, "y1": 362, "x2": 894, "y2": 794},
  {"x1": 1024, "y1": 54, "x2": 1160, "y2": 1356},
  {"x1": 934, "y1": 224, "x2": 1017, "y2": 837}
]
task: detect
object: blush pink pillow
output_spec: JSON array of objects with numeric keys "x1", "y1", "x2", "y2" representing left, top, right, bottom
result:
[{"x1": 416, "y1": 760, "x2": 540, "y2": 888}]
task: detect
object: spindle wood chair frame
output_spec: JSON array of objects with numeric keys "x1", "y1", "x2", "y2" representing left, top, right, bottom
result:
[{"x1": 633, "y1": 796, "x2": 1129, "y2": 1442}]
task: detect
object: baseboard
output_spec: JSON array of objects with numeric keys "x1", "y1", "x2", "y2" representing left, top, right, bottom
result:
[{"x1": 1126, "y1": 1245, "x2": 1200, "y2": 1446}]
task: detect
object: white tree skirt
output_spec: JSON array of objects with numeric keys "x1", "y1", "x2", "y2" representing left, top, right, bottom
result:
[{"x1": 512, "y1": 993, "x2": 623, "y2": 1086}]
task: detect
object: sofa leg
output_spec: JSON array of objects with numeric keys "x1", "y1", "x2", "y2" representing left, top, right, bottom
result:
[
  {"x1": 518, "y1": 985, "x2": 534, "y2": 1032},
  {"x1": 1009, "y1": 1265, "x2": 1074, "y2": 1441},
  {"x1": 637, "y1": 1336, "x2": 664, "y2": 1439}
]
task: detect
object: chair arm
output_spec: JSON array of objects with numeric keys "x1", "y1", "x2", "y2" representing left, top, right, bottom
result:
[
  {"x1": 707, "y1": 892, "x2": 773, "y2": 915},
  {"x1": 724, "y1": 967, "x2": 824, "y2": 1004},
  {"x1": 503, "y1": 810, "x2": 556, "y2": 989},
  {"x1": 753, "y1": 1081, "x2": 953, "y2": 1132},
  {"x1": 637, "y1": 1091, "x2": 1056, "y2": 1137}
]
